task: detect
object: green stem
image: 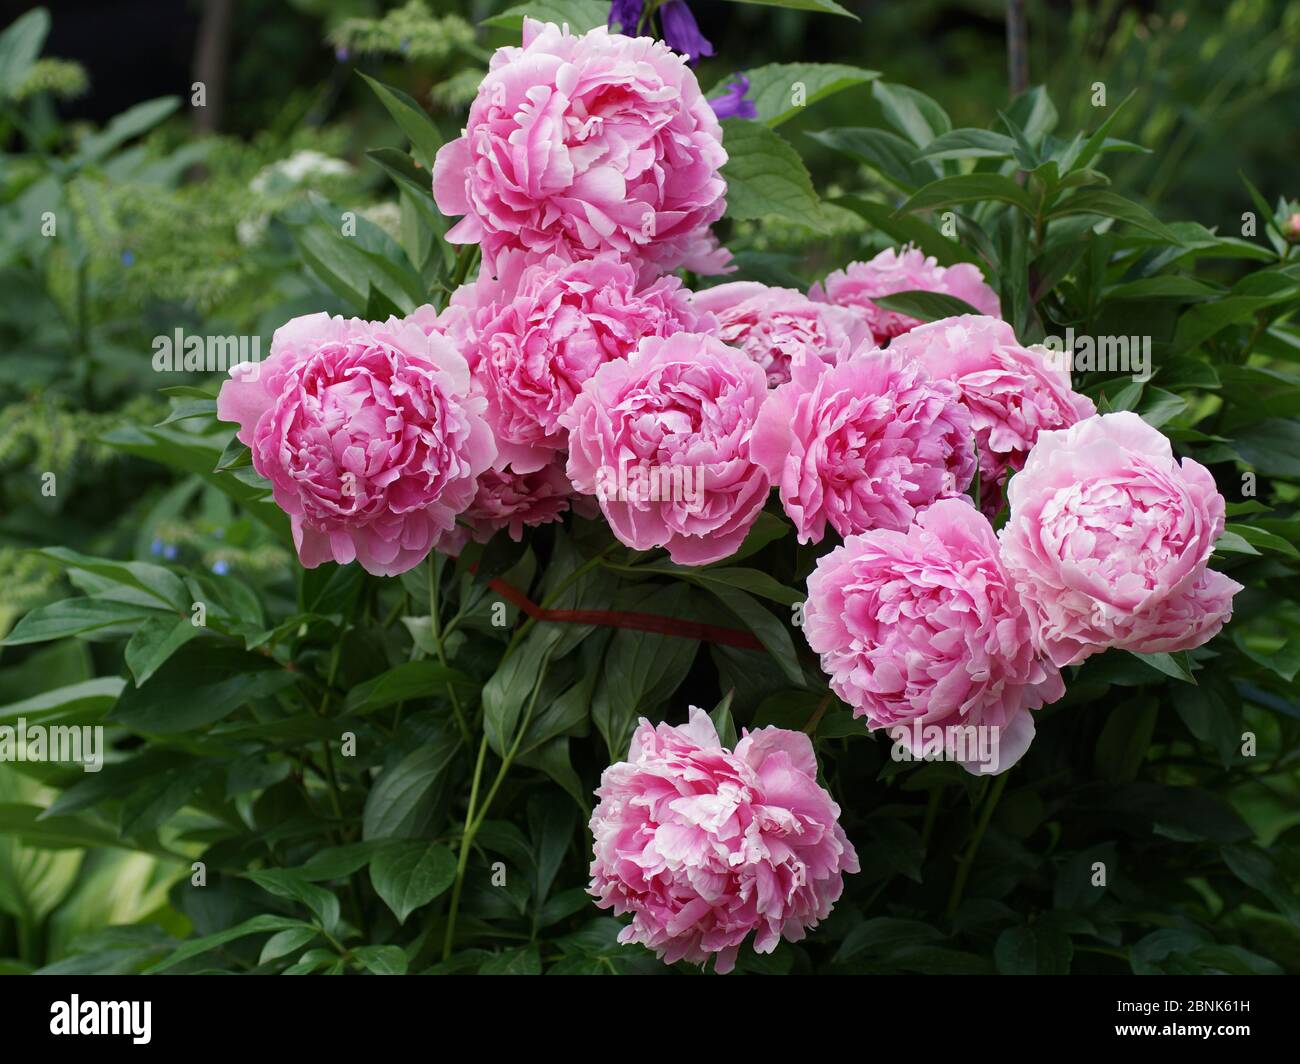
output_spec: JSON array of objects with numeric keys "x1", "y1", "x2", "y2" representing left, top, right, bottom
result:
[
  {"x1": 442, "y1": 734, "x2": 489, "y2": 962},
  {"x1": 945, "y1": 773, "x2": 1009, "y2": 918},
  {"x1": 429, "y1": 554, "x2": 471, "y2": 745},
  {"x1": 440, "y1": 653, "x2": 551, "y2": 962}
]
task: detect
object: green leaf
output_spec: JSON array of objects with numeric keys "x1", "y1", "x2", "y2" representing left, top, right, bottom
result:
[
  {"x1": 833, "y1": 918, "x2": 943, "y2": 963},
  {"x1": 1048, "y1": 190, "x2": 1184, "y2": 244},
  {"x1": 0, "y1": 678, "x2": 124, "y2": 725},
  {"x1": 995, "y1": 925, "x2": 1072, "y2": 975},
  {"x1": 1233, "y1": 633, "x2": 1300, "y2": 683},
  {"x1": 73, "y1": 97, "x2": 181, "y2": 165},
  {"x1": 144, "y1": 914, "x2": 312, "y2": 974},
  {"x1": 1063, "y1": 90, "x2": 1135, "y2": 172},
  {"x1": 0, "y1": 803, "x2": 130, "y2": 852},
  {"x1": 717, "y1": 63, "x2": 876, "y2": 127},
  {"x1": 246, "y1": 870, "x2": 341, "y2": 931},
  {"x1": 832, "y1": 195, "x2": 979, "y2": 265},
  {"x1": 483, "y1": 1, "x2": 609, "y2": 32},
  {"x1": 872, "y1": 290, "x2": 985, "y2": 322},
  {"x1": 592, "y1": 586, "x2": 699, "y2": 757},
  {"x1": 124, "y1": 615, "x2": 202, "y2": 687},
  {"x1": 898, "y1": 173, "x2": 1035, "y2": 215},
  {"x1": 721, "y1": 119, "x2": 823, "y2": 229},
  {"x1": 709, "y1": 585, "x2": 804, "y2": 687},
  {"x1": 357, "y1": 72, "x2": 443, "y2": 171},
  {"x1": 2, "y1": 598, "x2": 157, "y2": 646},
  {"x1": 1094, "y1": 697, "x2": 1159, "y2": 782},
  {"x1": 471, "y1": 946, "x2": 539, "y2": 975},
  {"x1": 258, "y1": 927, "x2": 319, "y2": 966},
  {"x1": 627, "y1": 564, "x2": 803, "y2": 607},
  {"x1": 156, "y1": 399, "x2": 218, "y2": 426},
  {"x1": 872, "y1": 81, "x2": 951, "y2": 148},
  {"x1": 1221, "y1": 522, "x2": 1300, "y2": 560},
  {"x1": 720, "y1": 0, "x2": 857, "y2": 16},
  {"x1": 1127, "y1": 651, "x2": 1196, "y2": 684},
  {"x1": 362, "y1": 727, "x2": 461, "y2": 840},
  {"x1": 34, "y1": 547, "x2": 190, "y2": 610},
  {"x1": 917, "y1": 128, "x2": 1017, "y2": 161},
  {"x1": 528, "y1": 791, "x2": 576, "y2": 908},
  {"x1": 483, "y1": 630, "x2": 558, "y2": 757},
  {"x1": 721, "y1": 510, "x2": 792, "y2": 563},
  {"x1": 345, "y1": 660, "x2": 477, "y2": 715},
  {"x1": 292, "y1": 842, "x2": 386, "y2": 882},
  {"x1": 0, "y1": 8, "x2": 50, "y2": 99},
  {"x1": 351, "y1": 945, "x2": 409, "y2": 975},
  {"x1": 807, "y1": 128, "x2": 934, "y2": 194},
  {"x1": 370, "y1": 841, "x2": 456, "y2": 924},
  {"x1": 709, "y1": 691, "x2": 739, "y2": 749},
  {"x1": 1221, "y1": 845, "x2": 1300, "y2": 925},
  {"x1": 110, "y1": 645, "x2": 299, "y2": 734}
]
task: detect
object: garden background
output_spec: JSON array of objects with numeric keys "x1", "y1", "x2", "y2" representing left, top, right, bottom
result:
[{"x1": 1, "y1": 0, "x2": 1299, "y2": 976}]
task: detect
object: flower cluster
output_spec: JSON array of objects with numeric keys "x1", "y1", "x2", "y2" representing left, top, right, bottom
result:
[{"x1": 215, "y1": 18, "x2": 1243, "y2": 975}]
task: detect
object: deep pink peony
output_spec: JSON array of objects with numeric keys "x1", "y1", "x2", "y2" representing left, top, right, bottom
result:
[
  {"x1": 889, "y1": 315, "x2": 1096, "y2": 515},
  {"x1": 450, "y1": 251, "x2": 704, "y2": 473},
  {"x1": 803, "y1": 499, "x2": 1065, "y2": 775},
  {"x1": 560, "y1": 332, "x2": 770, "y2": 565},
  {"x1": 588, "y1": 707, "x2": 858, "y2": 973},
  {"x1": 434, "y1": 458, "x2": 591, "y2": 555},
  {"x1": 691, "y1": 281, "x2": 874, "y2": 387},
  {"x1": 810, "y1": 246, "x2": 1001, "y2": 344},
  {"x1": 750, "y1": 348, "x2": 975, "y2": 544},
  {"x1": 216, "y1": 312, "x2": 494, "y2": 576},
  {"x1": 432, "y1": 19, "x2": 728, "y2": 275},
  {"x1": 999, "y1": 412, "x2": 1241, "y2": 666}
]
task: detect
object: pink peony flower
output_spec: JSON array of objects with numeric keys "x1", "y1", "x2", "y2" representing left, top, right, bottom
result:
[
  {"x1": 803, "y1": 499, "x2": 1065, "y2": 775},
  {"x1": 434, "y1": 458, "x2": 590, "y2": 555},
  {"x1": 452, "y1": 251, "x2": 704, "y2": 473},
  {"x1": 432, "y1": 19, "x2": 728, "y2": 275},
  {"x1": 691, "y1": 281, "x2": 874, "y2": 387},
  {"x1": 750, "y1": 348, "x2": 975, "y2": 544},
  {"x1": 216, "y1": 312, "x2": 494, "y2": 576},
  {"x1": 999, "y1": 412, "x2": 1242, "y2": 666},
  {"x1": 889, "y1": 315, "x2": 1096, "y2": 516},
  {"x1": 560, "y1": 332, "x2": 771, "y2": 565},
  {"x1": 588, "y1": 707, "x2": 858, "y2": 973},
  {"x1": 810, "y1": 245, "x2": 1001, "y2": 344}
]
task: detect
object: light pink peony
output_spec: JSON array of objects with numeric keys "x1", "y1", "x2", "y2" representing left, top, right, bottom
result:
[
  {"x1": 217, "y1": 312, "x2": 494, "y2": 576},
  {"x1": 803, "y1": 499, "x2": 1065, "y2": 775},
  {"x1": 588, "y1": 707, "x2": 858, "y2": 973},
  {"x1": 810, "y1": 245, "x2": 1001, "y2": 344},
  {"x1": 691, "y1": 281, "x2": 874, "y2": 387},
  {"x1": 451, "y1": 251, "x2": 703, "y2": 473},
  {"x1": 432, "y1": 19, "x2": 728, "y2": 275},
  {"x1": 434, "y1": 458, "x2": 591, "y2": 555},
  {"x1": 889, "y1": 315, "x2": 1096, "y2": 516},
  {"x1": 750, "y1": 348, "x2": 975, "y2": 544},
  {"x1": 560, "y1": 332, "x2": 771, "y2": 565},
  {"x1": 999, "y1": 412, "x2": 1241, "y2": 666}
]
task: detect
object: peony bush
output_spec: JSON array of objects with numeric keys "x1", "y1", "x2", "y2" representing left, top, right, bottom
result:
[{"x1": 6, "y1": 2, "x2": 1298, "y2": 978}]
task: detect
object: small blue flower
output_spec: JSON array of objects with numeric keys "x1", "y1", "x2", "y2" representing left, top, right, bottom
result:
[
  {"x1": 335, "y1": 46, "x2": 350, "y2": 62},
  {"x1": 659, "y1": 2, "x2": 713, "y2": 63},
  {"x1": 121, "y1": 250, "x2": 135, "y2": 267},
  {"x1": 608, "y1": 0, "x2": 643, "y2": 34},
  {"x1": 150, "y1": 537, "x2": 164, "y2": 557},
  {"x1": 163, "y1": 544, "x2": 178, "y2": 560},
  {"x1": 211, "y1": 559, "x2": 230, "y2": 575},
  {"x1": 709, "y1": 74, "x2": 758, "y2": 121}
]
